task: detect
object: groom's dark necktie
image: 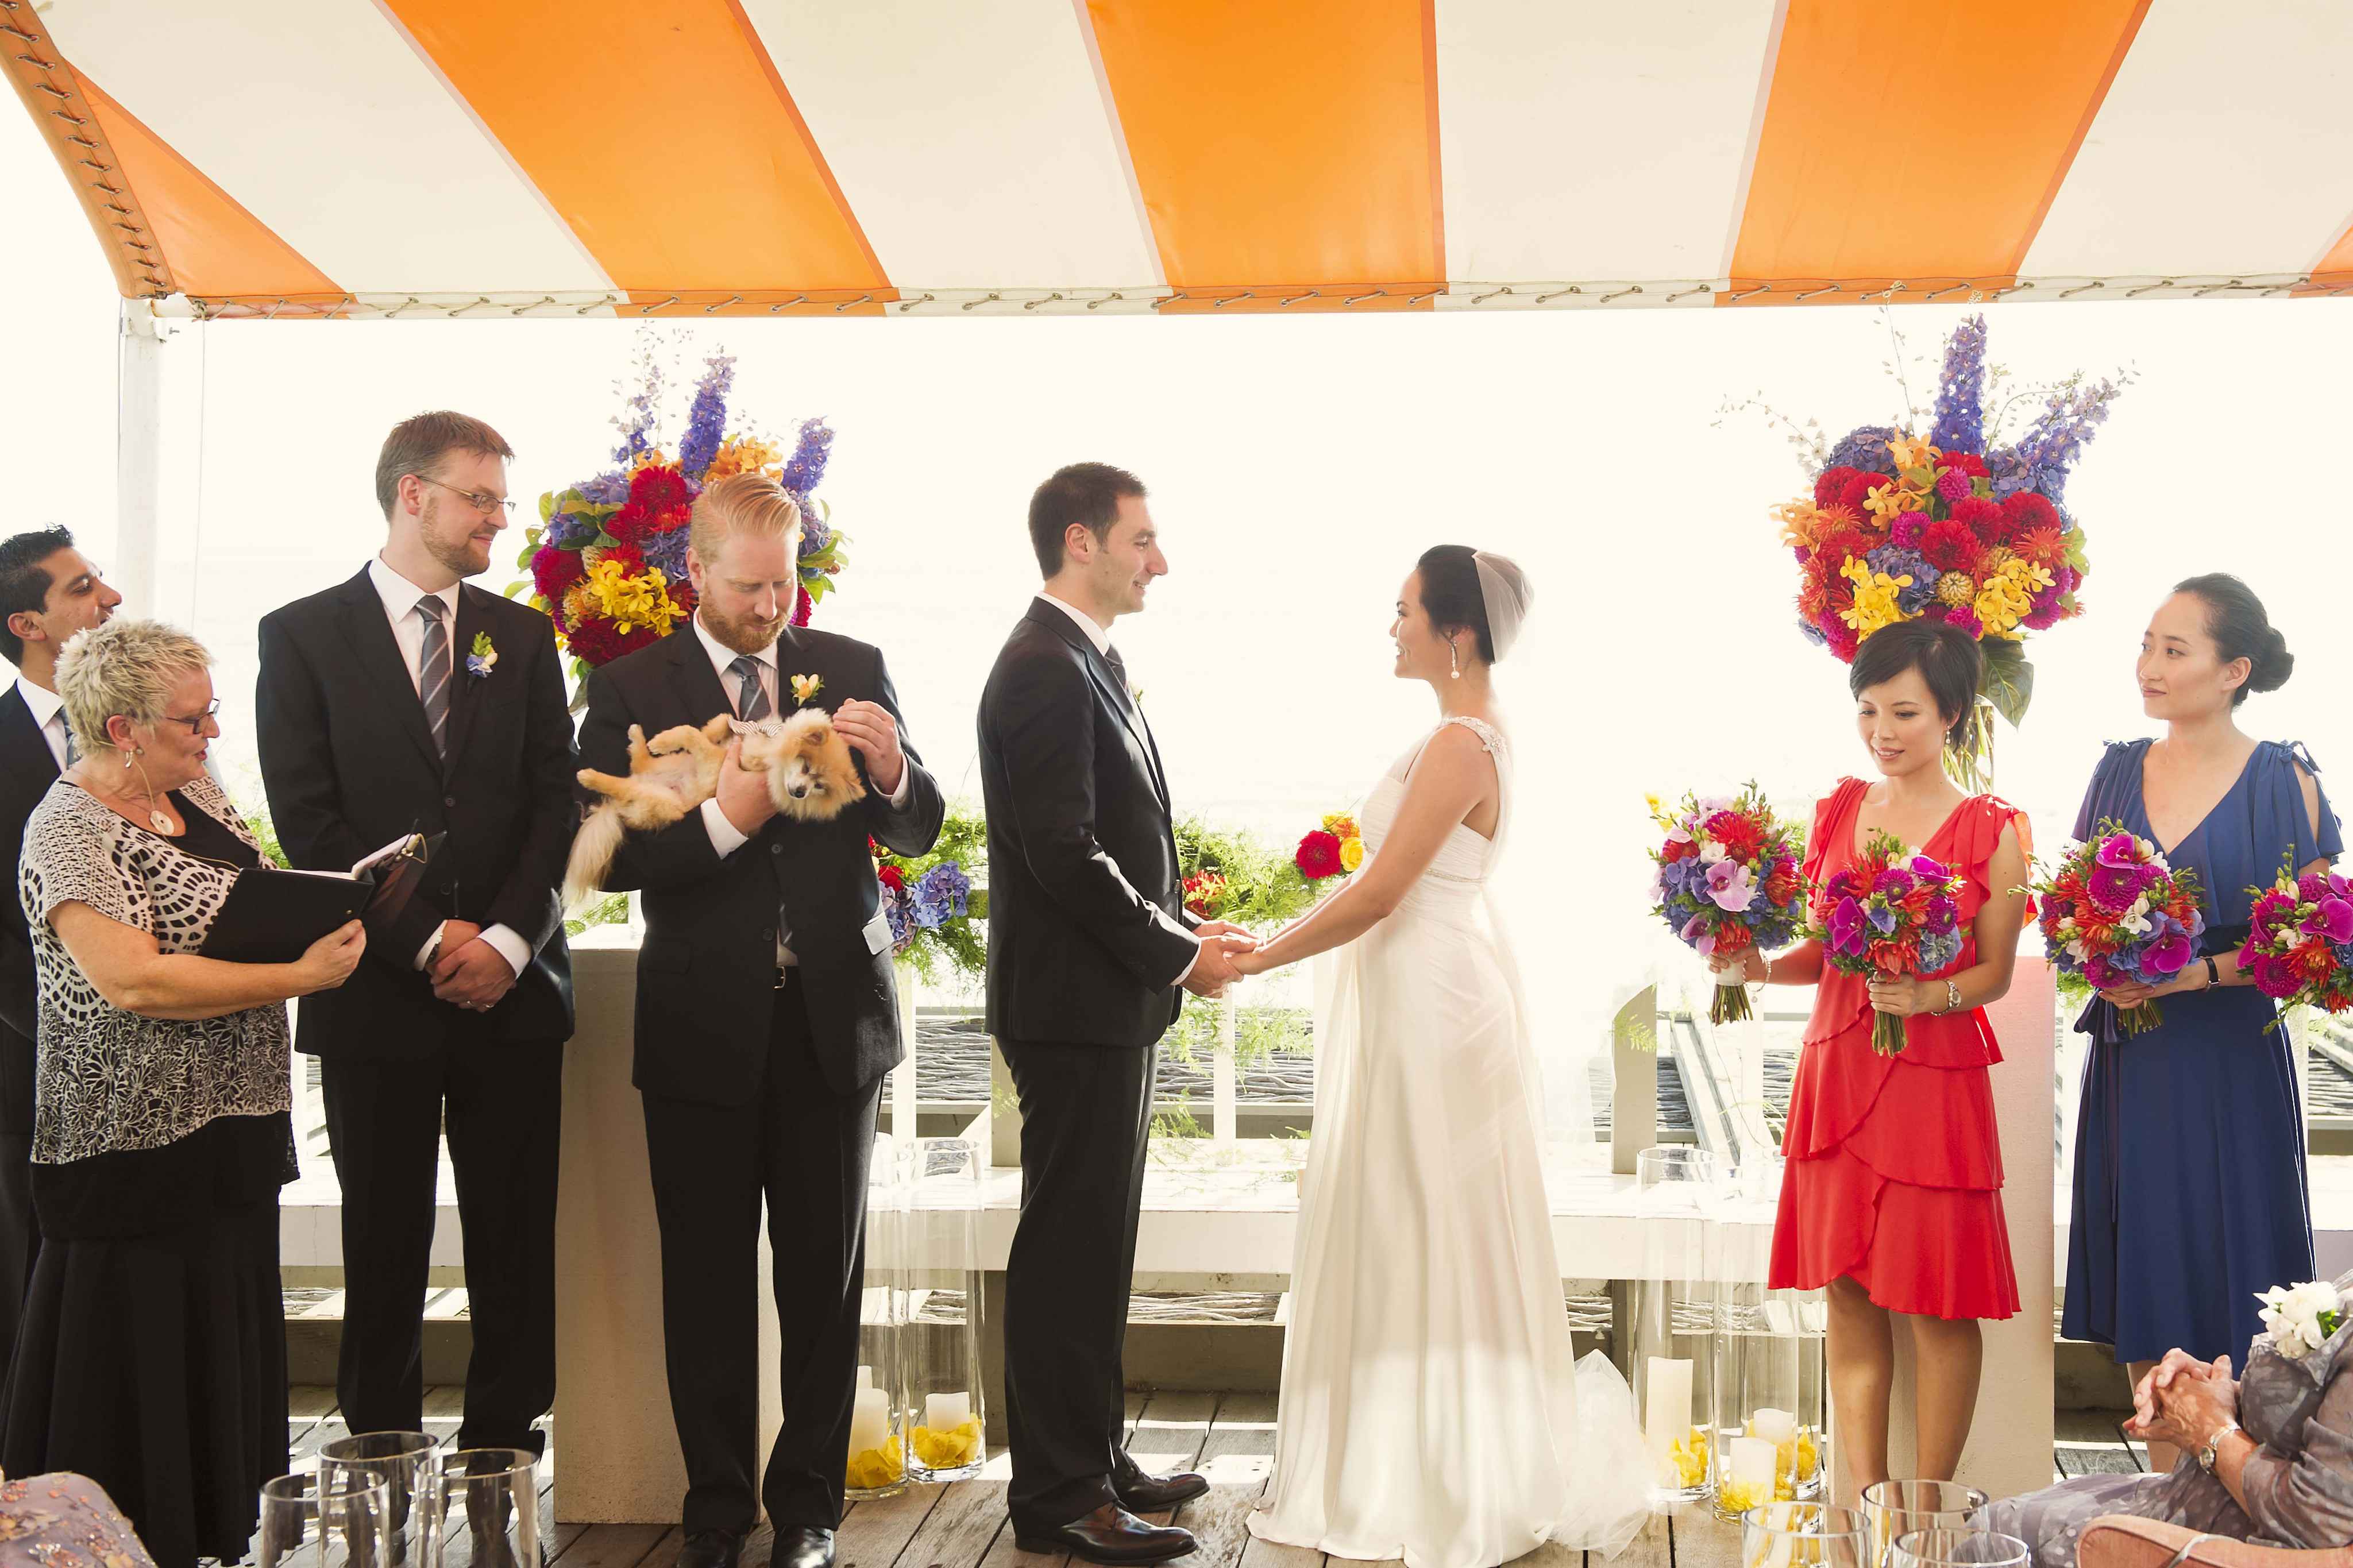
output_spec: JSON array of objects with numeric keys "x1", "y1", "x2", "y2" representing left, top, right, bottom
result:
[
  {"x1": 730, "y1": 655, "x2": 770, "y2": 723},
  {"x1": 415, "y1": 594, "x2": 451, "y2": 759},
  {"x1": 1103, "y1": 645, "x2": 1129, "y2": 697}
]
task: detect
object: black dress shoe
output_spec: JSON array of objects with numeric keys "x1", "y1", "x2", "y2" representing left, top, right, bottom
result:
[
  {"x1": 1015, "y1": 1504, "x2": 1195, "y2": 1565},
  {"x1": 772, "y1": 1526, "x2": 835, "y2": 1568},
  {"x1": 676, "y1": 1528, "x2": 744, "y2": 1568},
  {"x1": 1112, "y1": 1467, "x2": 1210, "y2": 1513}
]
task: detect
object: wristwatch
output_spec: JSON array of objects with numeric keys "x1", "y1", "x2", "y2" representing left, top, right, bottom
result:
[
  {"x1": 2198, "y1": 1419, "x2": 2243, "y2": 1473},
  {"x1": 2204, "y1": 956, "x2": 2222, "y2": 990}
]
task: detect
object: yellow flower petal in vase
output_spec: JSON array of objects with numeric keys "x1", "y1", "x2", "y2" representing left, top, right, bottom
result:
[{"x1": 911, "y1": 1418, "x2": 983, "y2": 1470}]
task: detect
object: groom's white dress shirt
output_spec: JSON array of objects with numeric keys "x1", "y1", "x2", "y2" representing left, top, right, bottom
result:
[
  {"x1": 368, "y1": 555, "x2": 532, "y2": 980},
  {"x1": 1034, "y1": 592, "x2": 1201, "y2": 984},
  {"x1": 691, "y1": 610, "x2": 911, "y2": 966}
]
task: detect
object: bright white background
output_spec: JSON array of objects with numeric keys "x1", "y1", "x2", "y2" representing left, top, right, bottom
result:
[{"x1": 7, "y1": 103, "x2": 2352, "y2": 1090}]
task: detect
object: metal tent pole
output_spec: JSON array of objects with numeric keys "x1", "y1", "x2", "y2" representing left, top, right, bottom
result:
[{"x1": 114, "y1": 297, "x2": 168, "y2": 616}]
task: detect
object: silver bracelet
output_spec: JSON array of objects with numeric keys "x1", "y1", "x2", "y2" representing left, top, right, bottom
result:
[{"x1": 1761, "y1": 952, "x2": 1775, "y2": 986}]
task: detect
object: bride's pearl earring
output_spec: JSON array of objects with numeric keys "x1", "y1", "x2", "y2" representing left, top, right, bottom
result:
[{"x1": 1449, "y1": 640, "x2": 1461, "y2": 679}]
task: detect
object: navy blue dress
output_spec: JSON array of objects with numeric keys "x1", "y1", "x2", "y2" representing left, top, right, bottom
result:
[{"x1": 2063, "y1": 740, "x2": 2342, "y2": 1364}]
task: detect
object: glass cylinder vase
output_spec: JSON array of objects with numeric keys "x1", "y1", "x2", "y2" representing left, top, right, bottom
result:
[
  {"x1": 1631, "y1": 1145, "x2": 1718, "y2": 1508},
  {"x1": 847, "y1": 1131, "x2": 909, "y2": 1500},
  {"x1": 902, "y1": 1136, "x2": 988, "y2": 1482},
  {"x1": 1711, "y1": 1280, "x2": 1829, "y2": 1516}
]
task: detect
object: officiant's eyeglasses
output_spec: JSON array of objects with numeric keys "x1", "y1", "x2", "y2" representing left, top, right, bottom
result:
[
  {"x1": 411, "y1": 475, "x2": 516, "y2": 516},
  {"x1": 160, "y1": 698, "x2": 221, "y2": 732}
]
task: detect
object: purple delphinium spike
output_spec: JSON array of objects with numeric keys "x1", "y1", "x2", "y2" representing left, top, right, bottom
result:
[
  {"x1": 1929, "y1": 314, "x2": 1988, "y2": 455},
  {"x1": 611, "y1": 352, "x2": 665, "y2": 466},
  {"x1": 1994, "y1": 376, "x2": 2126, "y2": 502},
  {"x1": 678, "y1": 353, "x2": 735, "y2": 480},
  {"x1": 778, "y1": 417, "x2": 835, "y2": 496}
]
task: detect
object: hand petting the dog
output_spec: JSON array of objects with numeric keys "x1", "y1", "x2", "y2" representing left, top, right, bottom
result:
[
  {"x1": 716, "y1": 737, "x2": 781, "y2": 836},
  {"x1": 830, "y1": 699, "x2": 905, "y2": 796}
]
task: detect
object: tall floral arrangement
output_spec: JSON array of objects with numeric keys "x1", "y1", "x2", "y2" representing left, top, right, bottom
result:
[
  {"x1": 514, "y1": 339, "x2": 847, "y2": 696},
  {"x1": 873, "y1": 809, "x2": 988, "y2": 984},
  {"x1": 1761, "y1": 315, "x2": 2124, "y2": 785}
]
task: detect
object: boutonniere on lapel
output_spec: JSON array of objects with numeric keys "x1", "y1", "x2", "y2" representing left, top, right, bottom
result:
[
  {"x1": 789, "y1": 673, "x2": 824, "y2": 707},
  {"x1": 1128, "y1": 681, "x2": 1145, "y2": 709},
  {"x1": 466, "y1": 632, "x2": 498, "y2": 679}
]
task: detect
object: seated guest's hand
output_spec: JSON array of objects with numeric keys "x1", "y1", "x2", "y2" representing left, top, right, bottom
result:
[{"x1": 2127, "y1": 1353, "x2": 2238, "y2": 1453}]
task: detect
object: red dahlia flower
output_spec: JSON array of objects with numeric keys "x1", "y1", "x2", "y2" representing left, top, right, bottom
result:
[
  {"x1": 1921, "y1": 517, "x2": 1982, "y2": 572},
  {"x1": 1706, "y1": 810, "x2": 1765, "y2": 862},
  {"x1": 1295, "y1": 830, "x2": 1344, "y2": 880},
  {"x1": 1941, "y1": 451, "x2": 1988, "y2": 478},
  {"x1": 1950, "y1": 496, "x2": 2006, "y2": 543},
  {"x1": 877, "y1": 864, "x2": 905, "y2": 893},
  {"x1": 2002, "y1": 492, "x2": 2060, "y2": 535},
  {"x1": 628, "y1": 464, "x2": 695, "y2": 516},
  {"x1": 1815, "y1": 466, "x2": 1862, "y2": 509}
]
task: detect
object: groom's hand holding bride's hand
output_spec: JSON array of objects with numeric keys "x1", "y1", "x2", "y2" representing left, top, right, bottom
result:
[{"x1": 1182, "y1": 926, "x2": 1258, "y2": 998}]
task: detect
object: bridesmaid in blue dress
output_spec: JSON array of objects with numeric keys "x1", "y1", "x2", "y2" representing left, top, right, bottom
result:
[{"x1": 2065, "y1": 574, "x2": 2340, "y2": 1472}]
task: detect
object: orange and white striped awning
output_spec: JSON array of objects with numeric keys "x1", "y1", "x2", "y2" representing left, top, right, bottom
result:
[{"x1": 9, "y1": 0, "x2": 2353, "y2": 319}]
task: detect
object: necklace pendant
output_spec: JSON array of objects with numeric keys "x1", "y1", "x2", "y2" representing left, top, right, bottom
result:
[{"x1": 149, "y1": 809, "x2": 173, "y2": 833}]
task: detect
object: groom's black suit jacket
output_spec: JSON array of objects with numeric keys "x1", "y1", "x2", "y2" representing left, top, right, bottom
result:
[
  {"x1": 575, "y1": 624, "x2": 944, "y2": 1104},
  {"x1": 978, "y1": 599, "x2": 1198, "y2": 1049},
  {"x1": 0, "y1": 685, "x2": 58, "y2": 1112},
  {"x1": 255, "y1": 568, "x2": 578, "y2": 1056}
]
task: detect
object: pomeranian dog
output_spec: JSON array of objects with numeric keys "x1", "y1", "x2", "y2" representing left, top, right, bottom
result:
[
  {"x1": 564, "y1": 706, "x2": 866, "y2": 906},
  {"x1": 564, "y1": 713, "x2": 737, "y2": 905}
]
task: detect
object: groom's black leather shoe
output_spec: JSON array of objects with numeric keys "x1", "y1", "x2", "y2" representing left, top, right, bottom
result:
[
  {"x1": 1112, "y1": 1466, "x2": 1210, "y2": 1512},
  {"x1": 772, "y1": 1526, "x2": 835, "y2": 1568},
  {"x1": 675, "y1": 1528, "x2": 743, "y2": 1568},
  {"x1": 1015, "y1": 1504, "x2": 1196, "y2": 1564}
]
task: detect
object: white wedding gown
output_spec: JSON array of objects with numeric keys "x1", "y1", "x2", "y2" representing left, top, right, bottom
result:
[{"x1": 1249, "y1": 716, "x2": 1652, "y2": 1568}]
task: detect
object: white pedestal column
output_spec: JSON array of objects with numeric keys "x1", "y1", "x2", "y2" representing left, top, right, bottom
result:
[
  {"x1": 554, "y1": 936, "x2": 783, "y2": 1523},
  {"x1": 1875, "y1": 955, "x2": 2057, "y2": 1503}
]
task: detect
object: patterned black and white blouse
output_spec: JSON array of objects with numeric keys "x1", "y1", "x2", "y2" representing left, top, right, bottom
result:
[{"x1": 16, "y1": 774, "x2": 291, "y2": 1165}]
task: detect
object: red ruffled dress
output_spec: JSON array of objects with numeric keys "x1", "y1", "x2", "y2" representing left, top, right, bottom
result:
[{"x1": 1768, "y1": 778, "x2": 2023, "y2": 1322}]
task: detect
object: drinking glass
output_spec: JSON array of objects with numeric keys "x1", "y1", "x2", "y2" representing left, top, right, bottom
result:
[
  {"x1": 1739, "y1": 1501, "x2": 1871, "y2": 1568},
  {"x1": 429, "y1": 1448, "x2": 541, "y2": 1568},
  {"x1": 259, "y1": 1472, "x2": 392, "y2": 1568},
  {"x1": 1861, "y1": 1481, "x2": 1991, "y2": 1568},
  {"x1": 1889, "y1": 1529, "x2": 2029, "y2": 1568},
  {"x1": 319, "y1": 1432, "x2": 441, "y2": 1566}
]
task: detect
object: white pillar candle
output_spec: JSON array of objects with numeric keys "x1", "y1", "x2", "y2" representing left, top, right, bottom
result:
[
  {"x1": 856, "y1": 1365, "x2": 874, "y2": 1392},
  {"x1": 1752, "y1": 1408, "x2": 1798, "y2": 1447},
  {"x1": 1642, "y1": 1357, "x2": 1692, "y2": 1468},
  {"x1": 849, "y1": 1388, "x2": 889, "y2": 1454},
  {"x1": 925, "y1": 1391, "x2": 971, "y2": 1430},
  {"x1": 1730, "y1": 1435, "x2": 1779, "y2": 1492}
]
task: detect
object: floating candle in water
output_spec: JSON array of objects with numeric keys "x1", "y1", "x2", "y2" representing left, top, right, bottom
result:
[
  {"x1": 926, "y1": 1391, "x2": 972, "y2": 1431},
  {"x1": 857, "y1": 1365, "x2": 874, "y2": 1392},
  {"x1": 1644, "y1": 1358, "x2": 1692, "y2": 1480},
  {"x1": 850, "y1": 1387, "x2": 890, "y2": 1455}
]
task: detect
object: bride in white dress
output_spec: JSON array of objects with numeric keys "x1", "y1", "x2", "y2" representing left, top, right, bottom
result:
[{"x1": 1233, "y1": 548, "x2": 1650, "y2": 1568}]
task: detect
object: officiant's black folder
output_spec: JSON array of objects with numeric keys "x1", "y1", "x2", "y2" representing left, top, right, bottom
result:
[{"x1": 198, "y1": 834, "x2": 440, "y2": 965}]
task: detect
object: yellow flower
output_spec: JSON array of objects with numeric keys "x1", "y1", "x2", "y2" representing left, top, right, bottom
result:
[
  {"x1": 911, "y1": 1418, "x2": 983, "y2": 1470},
  {"x1": 1665, "y1": 1426, "x2": 1710, "y2": 1489},
  {"x1": 844, "y1": 1434, "x2": 904, "y2": 1490},
  {"x1": 1718, "y1": 1477, "x2": 1771, "y2": 1515},
  {"x1": 628, "y1": 446, "x2": 673, "y2": 472},
  {"x1": 1339, "y1": 837, "x2": 1366, "y2": 873},
  {"x1": 1839, "y1": 555, "x2": 1911, "y2": 637},
  {"x1": 1773, "y1": 499, "x2": 1824, "y2": 551},
  {"x1": 1888, "y1": 434, "x2": 1942, "y2": 472},
  {"x1": 1863, "y1": 480, "x2": 1923, "y2": 523},
  {"x1": 581, "y1": 556, "x2": 680, "y2": 637},
  {"x1": 1973, "y1": 558, "x2": 2053, "y2": 636},
  {"x1": 705, "y1": 434, "x2": 786, "y2": 482},
  {"x1": 790, "y1": 673, "x2": 824, "y2": 705},
  {"x1": 1324, "y1": 812, "x2": 1359, "y2": 840}
]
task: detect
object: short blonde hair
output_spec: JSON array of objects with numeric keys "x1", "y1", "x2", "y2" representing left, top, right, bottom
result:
[
  {"x1": 689, "y1": 473, "x2": 803, "y2": 566},
  {"x1": 56, "y1": 618, "x2": 211, "y2": 757}
]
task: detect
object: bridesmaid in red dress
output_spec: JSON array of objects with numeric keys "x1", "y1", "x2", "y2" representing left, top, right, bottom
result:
[{"x1": 1712, "y1": 620, "x2": 2028, "y2": 1492}]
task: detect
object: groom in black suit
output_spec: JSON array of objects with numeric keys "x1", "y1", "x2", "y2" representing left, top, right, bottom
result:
[
  {"x1": 257, "y1": 412, "x2": 577, "y2": 1453},
  {"x1": 0, "y1": 527, "x2": 120, "y2": 1383},
  {"x1": 576, "y1": 473, "x2": 943, "y2": 1568},
  {"x1": 978, "y1": 464, "x2": 1255, "y2": 1565}
]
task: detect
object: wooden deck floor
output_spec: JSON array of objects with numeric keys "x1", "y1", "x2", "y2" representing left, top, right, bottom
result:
[{"x1": 286, "y1": 1391, "x2": 2141, "y2": 1568}]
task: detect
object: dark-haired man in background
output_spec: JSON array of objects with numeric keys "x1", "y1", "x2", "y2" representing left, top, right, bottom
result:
[
  {"x1": 257, "y1": 412, "x2": 576, "y2": 1452},
  {"x1": 0, "y1": 526, "x2": 119, "y2": 1381}
]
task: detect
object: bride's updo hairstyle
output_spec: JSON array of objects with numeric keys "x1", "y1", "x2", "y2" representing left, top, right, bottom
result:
[
  {"x1": 1417, "y1": 545, "x2": 1494, "y2": 663},
  {"x1": 1847, "y1": 619, "x2": 1983, "y2": 748},
  {"x1": 2175, "y1": 572, "x2": 2294, "y2": 706}
]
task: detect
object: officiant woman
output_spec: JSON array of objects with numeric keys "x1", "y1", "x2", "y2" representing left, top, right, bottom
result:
[{"x1": 0, "y1": 618, "x2": 366, "y2": 1568}]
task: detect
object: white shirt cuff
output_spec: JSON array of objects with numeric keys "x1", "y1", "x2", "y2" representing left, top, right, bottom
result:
[
  {"x1": 701, "y1": 795, "x2": 751, "y2": 857},
  {"x1": 1173, "y1": 939, "x2": 1202, "y2": 988},
  {"x1": 883, "y1": 764, "x2": 912, "y2": 810},
  {"x1": 414, "y1": 922, "x2": 445, "y2": 972},
  {"x1": 479, "y1": 924, "x2": 530, "y2": 979}
]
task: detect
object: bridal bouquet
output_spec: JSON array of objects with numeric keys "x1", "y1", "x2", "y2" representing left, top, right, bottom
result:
[
  {"x1": 1811, "y1": 832, "x2": 1965, "y2": 1056},
  {"x1": 1646, "y1": 785, "x2": 1808, "y2": 1024},
  {"x1": 2239, "y1": 862, "x2": 2353, "y2": 1019},
  {"x1": 2028, "y1": 822, "x2": 2206, "y2": 1036}
]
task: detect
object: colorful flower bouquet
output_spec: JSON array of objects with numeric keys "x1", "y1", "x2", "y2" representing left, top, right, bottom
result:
[
  {"x1": 873, "y1": 808, "x2": 987, "y2": 984},
  {"x1": 1760, "y1": 315, "x2": 2123, "y2": 785},
  {"x1": 2258, "y1": 1278, "x2": 2346, "y2": 1362},
  {"x1": 1811, "y1": 832, "x2": 1965, "y2": 1056},
  {"x1": 1295, "y1": 812, "x2": 1366, "y2": 885},
  {"x1": 2239, "y1": 862, "x2": 2353, "y2": 1019},
  {"x1": 2028, "y1": 822, "x2": 2207, "y2": 1036},
  {"x1": 513, "y1": 340, "x2": 846, "y2": 696},
  {"x1": 1647, "y1": 785, "x2": 1808, "y2": 1024}
]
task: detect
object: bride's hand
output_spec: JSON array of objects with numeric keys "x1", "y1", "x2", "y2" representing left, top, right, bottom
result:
[{"x1": 1230, "y1": 947, "x2": 1273, "y2": 977}]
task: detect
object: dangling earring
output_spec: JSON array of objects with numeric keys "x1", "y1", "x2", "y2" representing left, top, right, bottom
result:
[{"x1": 1449, "y1": 639, "x2": 1461, "y2": 679}]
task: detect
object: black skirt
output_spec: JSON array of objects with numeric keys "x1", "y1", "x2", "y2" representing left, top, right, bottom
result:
[{"x1": 2, "y1": 1113, "x2": 294, "y2": 1568}]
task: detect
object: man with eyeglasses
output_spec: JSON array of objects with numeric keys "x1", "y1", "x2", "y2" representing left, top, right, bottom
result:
[
  {"x1": 0, "y1": 526, "x2": 120, "y2": 1386},
  {"x1": 256, "y1": 411, "x2": 576, "y2": 1457}
]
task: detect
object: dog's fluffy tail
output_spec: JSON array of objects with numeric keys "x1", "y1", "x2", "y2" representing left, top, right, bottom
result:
[{"x1": 563, "y1": 804, "x2": 628, "y2": 909}]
